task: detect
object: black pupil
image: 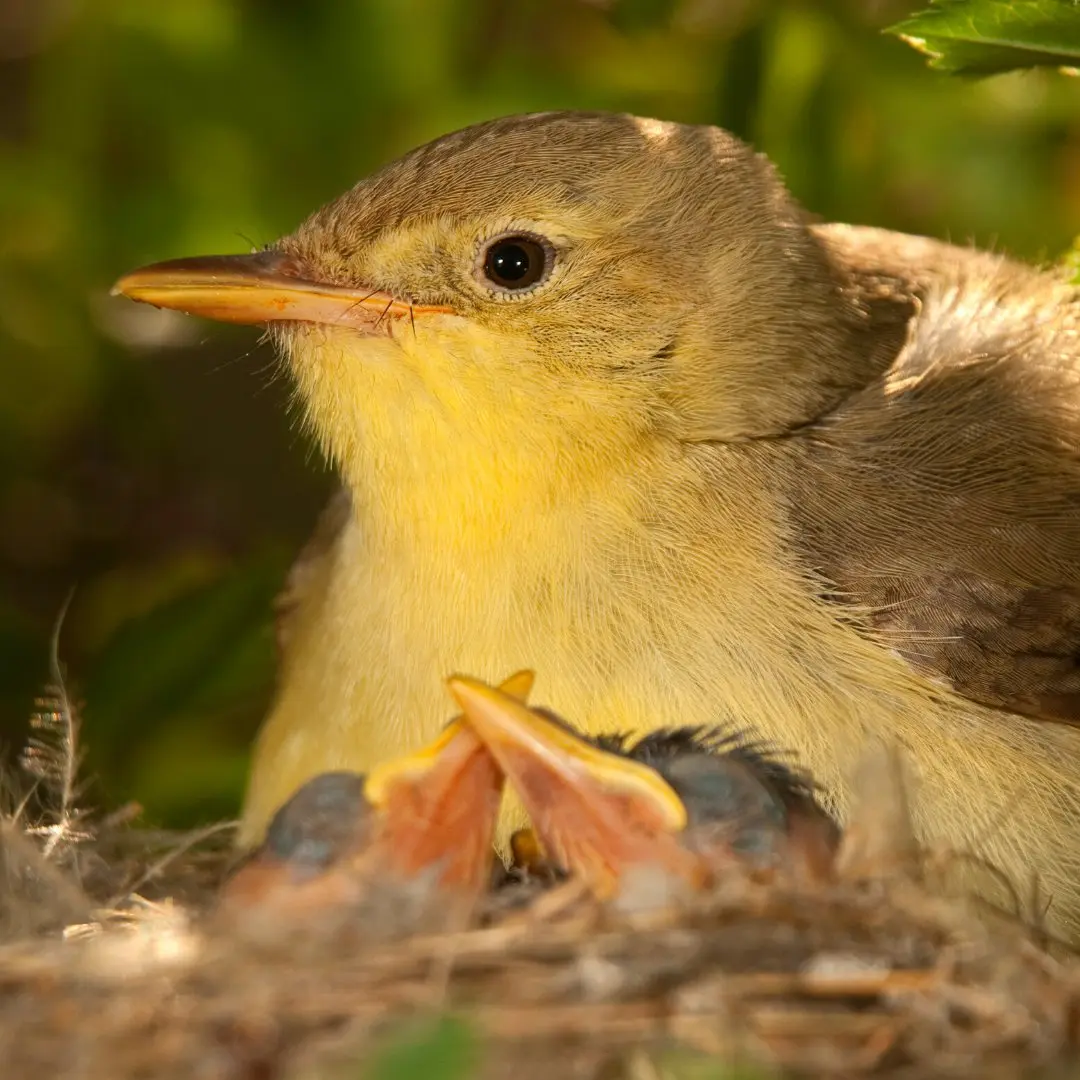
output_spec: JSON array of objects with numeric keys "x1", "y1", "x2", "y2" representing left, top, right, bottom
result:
[
  {"x1": 484, "y1": 238, "x2": 544, "y2": 289},
  {"x1": 491, "y1": 243, "x2": 530, "y2": 281}
]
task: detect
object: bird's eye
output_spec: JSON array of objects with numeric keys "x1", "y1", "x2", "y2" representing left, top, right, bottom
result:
[{"x1": 478, "y1": 234, "x2": 553, "y2": 293}]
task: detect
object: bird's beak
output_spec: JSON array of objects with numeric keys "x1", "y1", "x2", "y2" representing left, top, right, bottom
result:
[
  {"x1": 362, "y1": 670, "x2": 535, "y2": 895},
  {"x1": 446, "y1": 676, "x2": 706, "y2": 900},
  {"x1": 110, "y1": 250, "x2": 452, "y2": 329},
  {"x1": 362, "y1": 720, "x2": 504, "y2": 896}
]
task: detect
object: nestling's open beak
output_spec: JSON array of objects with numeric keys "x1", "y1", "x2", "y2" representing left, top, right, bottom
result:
[
  {"x1": 446, "y1": 676, "x2": 706, "y2": 900},
  {"x1": 362, "y1": 721, "x2": 503, "y2": 896},
  {"x1": 362, "y1": 670, "x2": 535, "y2": 895},
  {"x1": 111, "y1": 250, "x2": 452, "y2": 329}
]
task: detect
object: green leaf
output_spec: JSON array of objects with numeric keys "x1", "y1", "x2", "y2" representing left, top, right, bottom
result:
[
  {"x1": 364, "y1": 1015, "x2": 479, "y2": 1080},
  {"x1": 638, "y1": 1045, "x2": 780, "y2": 1079},
  {"x1": 888, "y1": 0, "x2": 1080, "y2": 75}
]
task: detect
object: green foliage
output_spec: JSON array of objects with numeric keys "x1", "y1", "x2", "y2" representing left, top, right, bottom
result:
[
  {"x1": 643, "y1": 1049, "x2": 780, "y2": 1079},
  {"x1": 354, "y1": 1025, "x2": 775, "y2": 1080},
  {"x1": 890, "y1": 0, "x2": 1080, "y2": 75},
  {"x1": 362, "y1": 1016, "x2": 479, "y2": 1080},
  {"x1": 80, "y1": 550, "x2": 286, "y2": 824}
]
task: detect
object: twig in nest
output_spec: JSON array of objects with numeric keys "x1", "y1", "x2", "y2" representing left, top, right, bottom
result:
[{"x1": 108, "y1": 819, "x2": 239, "y2": 910}]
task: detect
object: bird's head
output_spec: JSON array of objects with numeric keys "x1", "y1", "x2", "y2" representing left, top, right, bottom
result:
[{"x1": 114, "y1": 112, "x2": 869, "y2": 510}]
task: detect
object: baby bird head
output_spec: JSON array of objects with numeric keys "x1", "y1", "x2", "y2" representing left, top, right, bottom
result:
[
  {"x1": 115, "y1": 112, "x2": 871, "y2": 508},
  {"x1": 446, "y1": 675, "x2": 840, "y2": 910}
]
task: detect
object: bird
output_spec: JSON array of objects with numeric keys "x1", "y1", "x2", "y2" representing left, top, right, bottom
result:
[
  {"x1": 112, "y1": 111, "x2": 1080, "y2": 939},
  {"x1": 447, "y1": 674, "x2": 839, "y2": 908},
  {"x1": 216, "y1": 670, "x2": 534, "y2": 932}
]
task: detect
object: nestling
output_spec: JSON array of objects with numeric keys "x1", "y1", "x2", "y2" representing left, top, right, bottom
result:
[
  {"x1": 216, "y1": 671, "x2": 535, "y2": 933},
  {"x1": 114, "y1": 112, "x2": 1080, "y2": 939},
  {"x1": 448, "y1": 674, "x2": 840, "y2": 909}
]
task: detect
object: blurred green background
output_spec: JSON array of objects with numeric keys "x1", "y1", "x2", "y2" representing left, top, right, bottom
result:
[{"x1": 2, "y1": 0, "x2": 1079, "y2": 828}]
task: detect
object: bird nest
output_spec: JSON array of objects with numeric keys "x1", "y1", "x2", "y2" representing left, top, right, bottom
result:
[{"x1": 1, "y1": 802, "x2": 1079, "y2": 1080}]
